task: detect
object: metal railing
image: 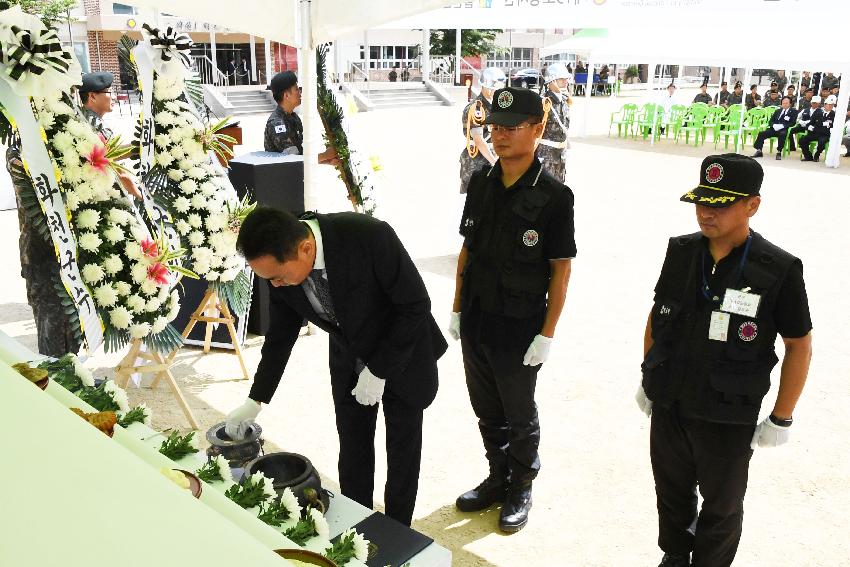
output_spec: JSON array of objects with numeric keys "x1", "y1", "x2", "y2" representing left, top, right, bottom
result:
[
  {"x1": 349, "y1": 62, "x2": 370, "y2": 97},
  {"x1": 192, "y1": 54, "x2": 230, "y2": 99},
  {"x1": 458, "y1": 57, "x2": 482, "y2": 90}
]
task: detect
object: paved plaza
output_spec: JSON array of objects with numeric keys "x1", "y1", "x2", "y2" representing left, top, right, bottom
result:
[{"x1": 1, "y1": 91, "x2": 848, "y2": 565}]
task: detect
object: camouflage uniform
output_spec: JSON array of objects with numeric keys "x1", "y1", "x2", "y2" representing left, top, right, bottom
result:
[
  {"x1": 537, "y1": 89, "x2": 569, "y2": 184},
  {"x1": 264, "y1": 106, "x2": 303, "y2": 154},
  {"x1": 692, "y1": 93, "x2": 713, "y2": 104},
  {"x1": 81, "y1": 106, "x2": 113, "y2": 140},
  {"x1": 459, "y1": 94, "x2": 493, "y2": 194}
]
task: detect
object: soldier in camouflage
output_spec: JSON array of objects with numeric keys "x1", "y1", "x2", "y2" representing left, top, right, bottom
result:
[
  {"x1": 459, "y1": 67, "x2": 505, "y2": 193},
  {"x1": 79, "y1": 72, "x2": 115, "y2": 139},
  {"x1": 538, "y1": 63, "x2": 572, "y2": 184}
]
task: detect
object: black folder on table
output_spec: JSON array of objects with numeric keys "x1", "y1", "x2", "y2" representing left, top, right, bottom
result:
[{"x1": 340, "y1": 512, "x2": 433, "y2": 567}]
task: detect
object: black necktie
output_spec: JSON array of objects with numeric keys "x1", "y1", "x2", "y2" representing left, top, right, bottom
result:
[{"x1": 308, "y1": 269, "x2": 338, "y2": 325}]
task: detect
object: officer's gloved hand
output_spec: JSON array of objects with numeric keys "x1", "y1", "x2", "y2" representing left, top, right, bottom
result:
[
  {"x1": 448, "y1": 312, "x2": 461, "y2": 341},
  {"x1": 635, "y1": 384, "x2": 653, "y2": 417},
  {"x1": 523, "y1": 335, "x2": 552, "y2": 366},
  {"x1": 750, "y1": 417, "x2": 791, "y2": 449},
  {"x1": 225, "y1": 399, "x2": 261, "y2": 440},
  {"x1": 351, "y1": 366, "x2": 385, "y2": 406},
  {"x1": 807, "y1": 125, "x2": 815, "y2": 131}
]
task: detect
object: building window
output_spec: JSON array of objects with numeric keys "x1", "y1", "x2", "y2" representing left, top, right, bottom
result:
[
  {"x1": 62, "y1": 40, "x2": 89, "y2": 73},
  {"x1": 112, "y1": 3, "x2": 136, "y2": 14},
  {"x1": 360, "y1": 44, "x2": 419, "y2": 69}
]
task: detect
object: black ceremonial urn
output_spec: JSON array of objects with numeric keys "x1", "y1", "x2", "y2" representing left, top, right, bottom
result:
[{"x1": 245, "y1": 452, "x2": 331, "y2": 513}]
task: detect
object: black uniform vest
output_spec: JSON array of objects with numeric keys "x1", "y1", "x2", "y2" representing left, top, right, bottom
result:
[
  {"x1": 461, "y1": 171, "x2": 553, "y2": 319},
  {"x1": 642, "y1": 231, "x2": 797, "y2": 425}
]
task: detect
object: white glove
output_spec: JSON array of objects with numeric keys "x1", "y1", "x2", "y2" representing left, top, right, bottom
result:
[
  {"x1": 772, "y1": 124, "x2": 783, "y2": 131},
  {"x1": 750, "y1": 417, "x2": 791, "y2": 449},
  {"x1": 522, "y1": 334, "x2": 553, "y2": 366},
  {"x1": 448, "y1": 312, "x2": 461, "y2": 341},
  {"x1": 808, "y1": 125, "x2": 815, "y2": 131},
  {"x1": 635, "y1": 384, "x2": 653, "y2": 418},
  {"x1": 225, "y1": 398, "x2": 261, "y2": 440},
  {"x1": 351, "y1": 366, "x2": 385, "y2": 406}
]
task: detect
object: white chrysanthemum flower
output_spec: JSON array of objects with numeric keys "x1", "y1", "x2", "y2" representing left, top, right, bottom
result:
[
  {"x1": 173, "y1": 196, "x2": 191, "y2": 213},
  {"x1": 164, "y1": 101, "x2": 180, "y2": 113},
  {"x1": 178, "y1": 158, "x2": 193, "y2": 171},
  {"x1": 205, "y1": 197, "x2": 224, "y2": 214},
  {"x1": 182, "y1": 138, "x2": 202, "y2": 156},
  {"x1": 78, "y1": 232, "x2": 102, "y2": 252},
  {"x1": 66, "y1": 118, "x2": 89, "y2": 137},
  {"x1": 157, "y1": 285, "x2": 170, "y2": 303},
  {"x1": 52, "y1": 131, "x2": 75, "y2": 152},
  {"x1": 193, "y1": 246, "x2": 213, "y2": 263},
  {"x1": 156, "y1": 152, "x2": 175, "y2": 168},
  {"x1": 81, "y1": 263, "x2": 104, "y2": 284},
  {"x1": 63, "y1": 164, "x2": 83, "y2": 184},
  {"x1": 129, "y1": 225, "x2": 147, "y2": 242},
  {"x1": 74, "y1": 182, "x2": 94, "y2": 203},
  {"x1": 151, "y1": 315, "x2": 168, "y2": 334},
  {"x1": 73, "y1": 359, "x2": 95, "y2": 387},
  {"x1": 193, "y1": 261, "x2": 210, "y2": 275},
  {"x1": 205, "y1": 213, "x2": 226, "y2": 233},
  {"x1": 352, "y1": 531, "x2": 369, "y2": 562},
  {"x1": 188, "y1": 213, "x2": 203, "y2": 228},
  {"x1": 179, "y1": 179, "x2": 198, "y2": 194},
  {"x1": 108, "y1": 208, "x2": 133, "y2": 225},
  {"x1": 46, "y1": 97, "x2": 74, "y2": 116},
  {"x1": 104, "y1": 380, "x2": 130, "y2": 412},
  {"x1": 75, "y1": 209, "x2": 100, "y2": 230},
  {"x1": 65, "y1": 192, "x2": 81, "y2": 211},
  {"x1": 206, "y1": 270, "x2": 220, "y2": 281},
  {"x1": 212, "y1": 454, "x2": 233, "y2": 483},
  {"x1": 126, "y1": 294, "x2": 146, "y2": 314},
  {"x1": 89, "y1": 169, "x2": 115, "y2": 196},
  {"x1": 38, "y1": 111, "x2": 55, "y2": 130},
  {"x1": 155, "y1": 133, "x2": 171, "y2": 148},
  {"x1": 139, "y1": 402, "x2": 153, "y2": 427},
  {"x1": 140, "y1": 279, "x2": 159, "y2": 297},
  {"x1": 103, "y1": 224, "x2": 124, "y2": 244},
  {"x1": 129, "y1": 322, "x2": 152, "y2": 339},
  {"x1": 199, "y1": 181, "x2": 217, "y2": 197},
  {"x1": 102, "y1": 254, "x2": 123, "y2": 275},
  {"x1": 219, "y1": 267, "x2": 240, "y2": 283},
  {"x1": 175, "y1": 219, "x2": 191, "y2": 235},
  {"x1": 94, "y1": 283, "x2": 118, "y2": 307},
  {"x1": 125, "y1": 241, "x2": 143, "y2": 261},
  {"x1": 279, "y1": 487, "x2": 301, "y2": 518},
  {"x1": 131, "y1": 262, "x2": 149, "y2": 284},
  {"x1": 189, "y1": 194, "x2": 206, "y2": 210},
  {"x1": 188, "y1": 230, "x2": 205, "y2": 247},
  {"x1": 114, "y1": 281, "x2": 132, "y2": 297},
  {"x1": 145, "y1": 297, "x2": 162, "y2": 313},
  {"x1": 169, "y1": 145, "x2": 185, "y2": 160},
  {"x1": 308, "y1": 507, "x2": 330, "y2": 541},
  {"x1": 109, "y1": 306, "x2": 132, "y2": 329},
  {"x1": 169, "y1": 289, "x2": 180, "y2": 308},
  {"x1": 167, "y1": 168, "x2": 185, "y2": 182},
  {"x1": 187, "y1": 166, "x2": 206, "y2": 180},
  {"x1": 154, "y1": 111, "x2": 174, "y2": 126},
  {"x1": 75, "y1": 138, "x2": 95, "y2": 158}
]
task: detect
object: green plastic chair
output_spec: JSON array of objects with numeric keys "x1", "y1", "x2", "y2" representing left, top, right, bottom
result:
[
  {"x1": 715, "y1": 104, "x2": 746, "y2": 149},
  {"x1": 608, "y1": 103, "x2": 638, "y2": 138},
  {"x1": 704, "y1": 105, "x2": 728, "y2": 143},
  {"x1": 741, "y1": 107, "x2": 768, "y2": 146},
  {"x1": 677, "y1": 105, "x2": 710, "y2": 145},
  {"x1": 662, "y1": 105, "x2": 688, "y2": 139},
  {"x1": 635, "y1": 103, "x2": 663, "y2": 140}
]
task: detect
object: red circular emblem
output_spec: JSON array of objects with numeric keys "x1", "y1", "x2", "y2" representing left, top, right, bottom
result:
[
  {"x1": 738, "y1": 321, "x2": 758, "y2": 342},
  {"x1": 705, "y1": 163, "x2": 724, "y2": 184}
]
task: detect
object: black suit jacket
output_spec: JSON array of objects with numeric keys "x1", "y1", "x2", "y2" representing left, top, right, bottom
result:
[
  {"x1": 769, "y1": 107, "x2": 798, "y2": 130},
  {"x1": 249, "y1": 212, "x2": 447, "y2": 409},
  {"x1": 809, "y1": 109, "x2": 835, "y2": 137}
]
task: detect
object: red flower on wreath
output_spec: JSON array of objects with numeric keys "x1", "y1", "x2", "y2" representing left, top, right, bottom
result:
[
  {"x1": 140, "y1": 238, "x2": 159, "y2": 259},
  {"x1": 146, "y1": 262, "x2": 169, "y2": 285},
  {"x1": 85, "y1": 144, "x2": 110, "y2": 173}
]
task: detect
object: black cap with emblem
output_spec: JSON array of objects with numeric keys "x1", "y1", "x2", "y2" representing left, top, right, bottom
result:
[
  {"x1": 485, "y1": 86, "x2": 544, "y2": 127},
  {"x1": 80, "y1": 71, "x2": 113, "y2": 94},
  {"x1": 680, "y1": 153, "x2": 763, "y2": 208}
]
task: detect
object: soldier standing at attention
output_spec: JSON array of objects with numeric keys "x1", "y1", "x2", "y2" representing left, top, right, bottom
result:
[
  {"x1": 637, "y1": 154, "x2": 813, "y2": 567},
  {"x1": 458, "y1": 68, "x2": 505, "y2": 193},
  {"x1": 538, "y1": 63, "x2": 572, "y2": 183}
]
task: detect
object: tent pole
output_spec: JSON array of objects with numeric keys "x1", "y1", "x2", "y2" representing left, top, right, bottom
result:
[
  {"x1": 300, "y1": 0, "x2": 318, "y2": 210},
  {"x1": 580, "y1": 59, "x2": 594, "y2": 138},
  {"x1": 249, "y1": 34, "x2": 257, "y2": 84},
  {"x1": 824, "y1": 66, "x2": 849, "y2": 168},
  {"x1": 210, "y1": 30, "x2": 218, "y2": 84},
  {"x1": 421, "y1": 28, "x2": 430, "y2": 82},
  {"x1": 264, "y1": 38, "x2": 272, "y2": 85},
  {"x1": 455, "y1": 28, "x2": 461, "y2": 85},
  {"x1": 677, "y1": 63, "x2": 684, "y2": 85},
  {"x1": 650, "y1": 62, "x2": 658, "y2": 146},
  {"x1": 735, "y1": 67, "x2": 751, "y2": 154}
]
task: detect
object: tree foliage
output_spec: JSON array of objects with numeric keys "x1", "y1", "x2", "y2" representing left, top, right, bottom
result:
[
  {"x1": 5, "y1": 0, "x2": 78, "y2": 23},
  {"x1": 429, "y1": 29, "x2": 501, "y2": 57}
]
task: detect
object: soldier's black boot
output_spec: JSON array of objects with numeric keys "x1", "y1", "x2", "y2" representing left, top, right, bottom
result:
[
  {"x1": 752, "y1": 150, "x2": 763, "y2": 158},
  {"x1": 456, "y1": 473, "x2": 508, "y2": 512},
  {"x1": 658, "y1": 552, "x2": 690, "y2": 567},
  {"x1": 498, "y1": 479, "x2": 532, "y2": 533}
]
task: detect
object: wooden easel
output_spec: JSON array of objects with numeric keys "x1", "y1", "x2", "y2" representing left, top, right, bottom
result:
[
  {"x1": 115, "y1": 339, "x2": 199, "y2": 429},
  {"x1": 168, "y1": 287, "x2": 250, "y2": 381}
]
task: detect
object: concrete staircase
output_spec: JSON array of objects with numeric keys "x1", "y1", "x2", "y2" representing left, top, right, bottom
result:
[
  {"x1": 225, "y1": 89, "x2": 276, "y2": 115},
  {"x1": 365, "y1": 84, "x2": 446, "y2": 109}
]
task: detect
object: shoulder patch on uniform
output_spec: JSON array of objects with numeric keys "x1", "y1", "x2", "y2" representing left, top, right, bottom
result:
[
  {"x1": 759, "y1": 252, "x2": 775, "y2": 264},
  {"x1": 675, "y1": 235, "x2": 695, "y2": 246},
  {"x1": 274, "y1": 124, "x2": 287, "y2": 134}
]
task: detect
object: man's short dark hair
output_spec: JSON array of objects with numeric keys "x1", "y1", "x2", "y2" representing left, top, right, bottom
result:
[
  {"x1": 236, "y1": 206, "x2": 309, "y2": 262},
  {"x1": 781, "y1": 95, "x2": 792, "y2": 103},
  {"x1": 80, "y1": 91, "x2": 91, "y2": 104}
]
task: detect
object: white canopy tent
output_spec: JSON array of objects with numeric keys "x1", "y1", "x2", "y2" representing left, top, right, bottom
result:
[
  {"x1": 124, "y1": 0, "x2": 448, "y2": 209},
  {"x1": 541, "y1": 27, "x2": 850, "y2": 168}
]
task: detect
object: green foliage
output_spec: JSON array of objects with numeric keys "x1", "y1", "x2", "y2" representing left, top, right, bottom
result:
[
  {"x1": 77, "y1": 383, "x2": 120, "y2": 412},
  {"x1": 324, "y1": 531, "x2": 357, "y2": 565},
  {"x1": 5, "y1": 0, "x2": 78, "y2": 23},
  {"x1": 625, "y1": 65, "x2": 639, "y2": 78},
  {"x1": 195, "y1": 458, "x2": 225, "y2": 483},
  {"x1": 117, "y1": 405, "x2": 148, "y2": 428},
  {"x1": 38, "y1": 354, "x2": 82, "y2": 392},
  {"x1": 283, "y1": 515, "x2": 319, "y2": 546},
  {"x1": 257, "y1": 499, "x2": 292, "y2": 527},
  {"x1": 209, "y1": 269, "x2": 251, "y2": 317},
  {"x1": 117, "y1": 35, "x2": 138, "y2": 89},
  {"x1": 158, "y1": 431, "x2": 199, "y2": 460},
  {"x1": 224, "y1": 476, "x2": 271, "y2": 509},
  {"x1": 429, "y1": 29, "x2": 501, "y2": 57}
]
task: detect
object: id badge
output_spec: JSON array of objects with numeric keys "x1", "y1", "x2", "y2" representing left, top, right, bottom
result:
[
  {"x1": 720, "y1": 288, "x2": 761, "y2": 317},
  {"x1": 709, "y1": 311, "x2": 730, "y2": 342}
]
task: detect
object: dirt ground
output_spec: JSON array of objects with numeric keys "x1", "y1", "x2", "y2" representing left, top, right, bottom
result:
[{"x1": 2, "y1": 89, "x2": 849, "y2": 566}]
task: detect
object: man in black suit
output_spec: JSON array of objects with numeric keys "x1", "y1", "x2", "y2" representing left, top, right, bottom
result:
[
  {"x1": 752, "y1": 96, "x2": 798, "y2": 160},
  {"x1": 788, "y1": 96, "x2": 821, "y2": 152},
  {"x1": 801, "y1": 95, "x2": 837, "y2": 162},
  {"x1": 226, "y1": 207, "x2": 448, "y2": 526}
]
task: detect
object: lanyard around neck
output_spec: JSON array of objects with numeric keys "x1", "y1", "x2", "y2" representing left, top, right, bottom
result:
[{"x1": 701, "y1": 234, "x2": 753, "y2": 303}]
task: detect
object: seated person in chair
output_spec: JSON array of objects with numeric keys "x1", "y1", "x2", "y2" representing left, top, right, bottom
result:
[
  {"x1": 788, "y1": 96, "x2": 821, "y2": 152},
  {"x1": 752, "y1": 96, "x2": 798, "y2": 160},
  {"x1": 800, "y1": 95, "x2": 836, "y2": 162},
  {"x1": 693, "y1": 83, "x2": 713, "y2": 105}
]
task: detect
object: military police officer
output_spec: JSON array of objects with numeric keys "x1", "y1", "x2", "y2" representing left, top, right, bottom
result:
[
  {"x1": 538, "y1": 63, "x2": 572, "y2": 183},
  {"x1": 264, "y1": 71, "x2": 304, "y2": 154},
  {"x1": 636, "y1": 154, "x2": 813, "y2": 567},
  {"x1": 79, "y1": 71, "x2": 115, "y2": 139},
  {"x1": 459, "y1": 68, "x2": 505, "y2": 193},
  {"x1": 449, "y1": 87, "x2": 576, "y2": 533}
]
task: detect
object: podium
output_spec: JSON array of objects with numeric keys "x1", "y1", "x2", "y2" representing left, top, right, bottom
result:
[{"x1": 228, "y1": 152, "x2": 306, "y2": 335}]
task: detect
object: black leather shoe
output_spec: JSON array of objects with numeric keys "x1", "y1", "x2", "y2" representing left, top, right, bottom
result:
[
  {"x1": 456, "y1": 475, "x2": 508, "y2": 512},
  {"x1": 658, "y1": 552, "x2": 690, "y2": 567},
  {"x1": 775, "y1": 153, "x2": 782, "y2": 160},
  {"x1": 752, "y1": 150, "x2": 763, "y2": 158},
  {"x1": 498, "y1": 481, "x2": 532, "y2": 533},
  {"x1": 814, "y1": 152, "x2": 822, "y2": 162},
  {"x1": 801, "y1": 156, "x2": 814, "y2": 162}
]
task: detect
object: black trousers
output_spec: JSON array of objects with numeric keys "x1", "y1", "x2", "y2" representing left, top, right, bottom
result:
[
  {"x1": 787, "y1": 125, "x2": 805, "y2": 151},
  {"x1": 650, "y1": 405, "x2": 755, "y2": 567},
  {"x1": 460, "y1": 333, "x2": 541, "y2": 482},
  {"x1": 330, "y1": 348, "x2": 423, "y2": 527},
  {"x1": 753, "y1": 128, "x2": 788, "y2": 152},
  {"x1": 800, "y1": 133, "x2": 830, "y2": 160}
]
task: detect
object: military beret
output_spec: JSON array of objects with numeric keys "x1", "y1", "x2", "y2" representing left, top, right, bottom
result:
[
  {"x1": 80, "y1": 71, "x2": 113, "y2": 94},
  {"x1": 267, "y1": 71, "x2": 298, "y2": 95}
]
